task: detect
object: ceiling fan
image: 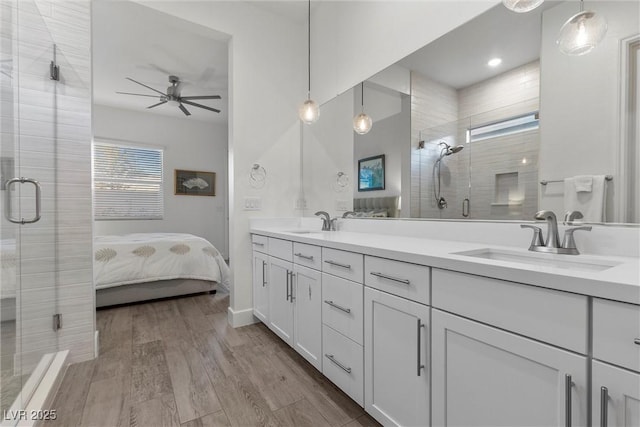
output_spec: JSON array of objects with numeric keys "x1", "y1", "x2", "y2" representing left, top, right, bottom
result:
[{"x1": 116, "y1": 75, "x2": 221, "y2": 116}]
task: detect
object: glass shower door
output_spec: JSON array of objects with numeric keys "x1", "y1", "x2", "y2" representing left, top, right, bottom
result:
[{"x1": 1, "y1": 0, "x2": 60, "y2": 414}]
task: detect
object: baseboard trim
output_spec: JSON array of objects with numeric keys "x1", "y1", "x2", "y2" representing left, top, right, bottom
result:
[{"x1": 227, "y1": 306, "x2": 258, "y2": 327}]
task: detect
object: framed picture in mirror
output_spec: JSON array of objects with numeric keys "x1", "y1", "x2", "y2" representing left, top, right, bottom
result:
[
  {"x1": 358, "y1": 154, "x2": 385, "y2": 192},
  {"x1": 175, "y1": 169, "x2": 216, "y2": 196}
]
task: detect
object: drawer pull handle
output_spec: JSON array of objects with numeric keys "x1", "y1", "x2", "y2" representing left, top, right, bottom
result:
[
  {"x1": 253, "y1": 242, "x2": 265, "y2": 247},
  {"x1": 565, "y1": 374, "x2": 573, "y2": 427},
  {"x1": 634, "y1": 338, "x2": 640, "y2": 345},
  {"x1": 325, "y1": 354, "x2": 351, "y2": 374},
  {"x1": 324, "y1": 260, "x2": 352, "y2": 269},
  {"x1": 600, "y1": 386, "x2": 608, "y2": 427},
  {"x1": 370, "y1": 271, "x2": 411, "y2": 285},
  {"x1": 294, "y1": 252, "x2": 314, "y2": 261},
  {"x1": 324, "y1": 300, "x2": 351, "y2": 314}
]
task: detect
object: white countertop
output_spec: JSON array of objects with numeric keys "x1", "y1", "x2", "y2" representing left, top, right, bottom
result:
[{"x1": 250, "y1": 226, "x2": 640, "y2": 305}]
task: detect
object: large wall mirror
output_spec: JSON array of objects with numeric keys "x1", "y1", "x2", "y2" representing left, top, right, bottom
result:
[{"x1": 302, "y1": 1, "x2": 639, "y2": 224}]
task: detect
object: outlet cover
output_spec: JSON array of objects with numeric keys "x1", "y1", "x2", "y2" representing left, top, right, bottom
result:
[{"x1": 295, "y1": 198, "x2": 308, "y2": 210}]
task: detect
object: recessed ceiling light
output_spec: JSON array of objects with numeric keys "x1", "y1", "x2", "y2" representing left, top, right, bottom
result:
[{"x1": 488, "y1": 58, "x2": 502, "y2": 67}]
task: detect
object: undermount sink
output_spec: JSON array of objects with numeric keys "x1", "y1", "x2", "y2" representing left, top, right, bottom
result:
[{"x1": 453, "y1": 248, "x2": 619, "y2": 272}]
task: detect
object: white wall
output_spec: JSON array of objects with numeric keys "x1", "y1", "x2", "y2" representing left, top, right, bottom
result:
[
  {"x1": 539, "y1": 1, "x2": 639, "y2": 222},
  {"x1": 92, "y1": 105, "x2": 229, "y2": 258},
  {"x1": 135, "y1": 0, "x2": 305, "y2": 325},
  {"x1": 313, "y1": 0, "x2": 499, "y2": 105}
]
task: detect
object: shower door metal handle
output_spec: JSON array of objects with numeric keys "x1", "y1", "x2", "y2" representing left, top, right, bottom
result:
[
  {"x1": 5, "y1": 177, "x2": 42, "y2": 224},
  {"x1": 462, "y1": 198, "x2": 470, "y2": 217}
]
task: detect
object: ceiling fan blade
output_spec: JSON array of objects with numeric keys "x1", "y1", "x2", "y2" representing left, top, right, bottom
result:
[
  {"x1": 116, "y1": 91, "x2": 162, "y2": 98},
  {"x1": 178, "y1": 104, "x2": 191, "y2": 116},
  {"x1": 181, "y1": 100, "x2": 221, "y2": 113},
  {"x1": 180, "y1": 95, "x2": 221, "y2": 100},
  {"x1": 147, "y1": 100, "x2": 168, "y2": 109},
  {"x1": 125, "y1": 77, "x2": 166, "y2": 96}
]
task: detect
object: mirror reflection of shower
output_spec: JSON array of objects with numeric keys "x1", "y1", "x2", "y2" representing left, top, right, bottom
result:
[{"x1": 432, "y1": 141, "x2": 464, "y2": 209}]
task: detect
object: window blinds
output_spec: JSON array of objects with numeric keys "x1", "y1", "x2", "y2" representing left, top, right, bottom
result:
[{"x1": 93, "y1": 142, "x2": 164, "y2": 220}]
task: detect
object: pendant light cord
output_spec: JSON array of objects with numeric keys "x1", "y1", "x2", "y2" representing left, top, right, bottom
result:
[
  {"x1": 361, "y1": 82, "x2": 365, "y2": 112},
  {"x1": 307, "y1": 0, "x2": 311, "y2": 97}
]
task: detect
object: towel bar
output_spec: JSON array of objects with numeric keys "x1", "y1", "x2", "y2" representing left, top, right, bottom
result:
[{"x1": 540, "y1": 175, "x2": 613, "y2": 186}]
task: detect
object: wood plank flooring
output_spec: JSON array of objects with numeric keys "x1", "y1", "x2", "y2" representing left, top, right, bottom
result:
[{"x1": 46, "y1": 291, "x2": 381, "y2": 427}]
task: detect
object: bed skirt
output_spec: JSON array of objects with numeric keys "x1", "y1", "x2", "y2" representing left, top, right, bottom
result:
[{"x1": 96, "y1": 278, "x2": 216, "y2": 308}]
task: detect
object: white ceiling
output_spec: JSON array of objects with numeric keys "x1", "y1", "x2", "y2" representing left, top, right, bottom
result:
[
  {"x1": 399, "y1": 2, "x2": 561, "y2": 89},
  {"x1": 92, "y1": 1, "x2": 229, "y2": 123}
]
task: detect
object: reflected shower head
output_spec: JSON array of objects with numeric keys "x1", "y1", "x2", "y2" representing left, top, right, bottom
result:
[{"x1": 447, "y1": 145, "x2": 464, "y2": 155}]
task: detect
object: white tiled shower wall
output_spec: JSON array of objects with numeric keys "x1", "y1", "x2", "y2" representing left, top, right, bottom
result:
[
  {"x1": 410, "y1": 61, "x2": 540, "y2": 221},
  {"x1": 8, "y1": 0, "x2": 93, "y2": 369}
]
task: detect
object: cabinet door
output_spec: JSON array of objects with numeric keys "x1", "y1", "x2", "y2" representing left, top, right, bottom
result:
[
  {"x1": 364, "y1": 287, "x2": 430, "y2": 427},
  {"x1": 252, "y1": 251, "x2": 269, "y2": 323},
  {"x1": 268, "y1": 257, "x2": 294, "y2": 345},
  {"x1": 592, "y1": 360, "x2": 640, "y2": 427},
  {"x1": 432, "y1": 309, "x2": 588, "y2": 427},
  {"x1": 293, "y1": 264, "x2": 322, "y2": 370}
]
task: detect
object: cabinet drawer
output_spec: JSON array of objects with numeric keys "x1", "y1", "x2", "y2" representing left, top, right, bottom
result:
[
  {"x1": 251, "y1": 234, "x2": 268, "y2": 253},
  {"x1": 293, "y1": 242, "x2": 322, "y2": 270},
  {"x1": 432, "y1": 269, "x2": 588, "y2": 354},
  {"x1": 322, "y1": 325, "x2": 364, "y2": 406},
  {"x1": 593, "y1": 298, "x2": 640, "y2": 372},
  {"x1": 364, "y1": 256, "x2": 430, "y2": 305},
  {"x1": 322, "y1": 273, "x2": 364, "y2": 345},
  {"x1": 268, "y1": 237, "x2": 293, "y2": 262},
  {"x1": 322, "y1": 248, "x2": 363, "y2": 283}
]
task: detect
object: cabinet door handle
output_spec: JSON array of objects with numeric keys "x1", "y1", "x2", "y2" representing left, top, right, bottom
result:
[
  {"x1": 290, "y1": 271, "x2": 295, "y2": 303},
  {"x1": 324, "y1": 260, "x2": 351, "y2": 269},
  {"x1": 600, "y1": 386, "x2": 608, "y2": 427},
  {"x1": 324, "y1": 300, "x2": 351, "y2": 314},
  {"x1": 417, "y1": 318, "x2": 425, "y2": 377},
  {"x1": 634, "y1": 338, "x2": 640, "y2": 345},
  {"x1": 294, "y1": 252, "x2": 314, "y2": 261},
  {"x1": 565, "y1": 374, "x2": 573, "y2": 427},
  {"x1": 285, "y1": 270, "x2": 290, "y2": 301},
  {"x1": 370, "y1": 271, "x2": 411, "y2": 285},
  {"x1": 262, "y1": 261, "x2": 267, "y2": 287},
  {"x1": 325, "y1": 354, "x2": 351, "y2": 374}
]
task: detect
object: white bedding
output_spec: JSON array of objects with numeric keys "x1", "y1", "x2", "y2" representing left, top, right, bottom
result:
[{"x1": 94, "y1": 233, "x2": 230, "y2": 290}]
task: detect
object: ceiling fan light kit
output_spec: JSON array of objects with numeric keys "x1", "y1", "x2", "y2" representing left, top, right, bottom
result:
[{"x1": 116, "y1": 75, "x2": 221, "y2": 116}]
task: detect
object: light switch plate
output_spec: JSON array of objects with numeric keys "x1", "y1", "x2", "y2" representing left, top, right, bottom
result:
[
  {"x1": 335, "y1": 200, "x2": 349, "y2": 211},
  {"x1": 244, "y1": 197, "x2": 262, "y2": 211}
]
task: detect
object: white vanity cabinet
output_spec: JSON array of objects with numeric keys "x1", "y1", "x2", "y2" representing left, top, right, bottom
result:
[
  {"x1": 364, "y1": 287, "x2": 430, "y2": 426},
  {"x1": 252, "y1": 235, "x2": 269, "y2": 323},
  {"x1": 431, "y1": 268, "x2": 589, "y2": 426},
  {"x1": 268, "y1": 255, "x2": 294, "y2": 344},
  {"x1": 592, "y1": 299, "x2": 640, "y2": 426},
  {"x1": 293, "y1": 264, "x2": 322, "y2": 370}
]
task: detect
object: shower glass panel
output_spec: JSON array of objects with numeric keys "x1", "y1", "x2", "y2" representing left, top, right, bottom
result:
[
  {"x1": 415, "y1": 99, "x2": 539, "y2": 220},
  {"x1": 1, "y1": 0, "x2": 61, "y2": 413}
]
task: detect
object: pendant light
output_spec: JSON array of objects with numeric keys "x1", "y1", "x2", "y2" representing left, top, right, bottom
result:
[
  {"x1": 502, "y1": 0, "x2": 544, "y2": 13},
  {"x1": 557, "y1": 0, "x2": 607, "y2": 56},
  {"x1": 353, "y1": 82, "x2": 372, "y2": 135},
  {"x1": 298, "y1": 0, "x2": 319, "y2": 124}
]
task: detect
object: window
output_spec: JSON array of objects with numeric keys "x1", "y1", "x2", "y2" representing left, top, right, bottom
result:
[
  {"x1": 93, "y1": 141, "x2": 164, "y2": 220},
  {"x1": 466, "y1": 112, "x2": 539, "y2": 143}
]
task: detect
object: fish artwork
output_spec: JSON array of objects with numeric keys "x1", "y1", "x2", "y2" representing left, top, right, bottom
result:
[{"x1": 182, "y1": 177, "x2": 209, "y2": 190}]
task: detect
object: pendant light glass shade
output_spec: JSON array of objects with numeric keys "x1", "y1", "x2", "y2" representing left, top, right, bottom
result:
[
  {"x1": 353, "y1": 113, "x2": 372, "y2": 135},
  {"x1": 299, "y1": 0, "x2": 319, "y2": 124},
  {"x1": 299, "y1": 98, "x2": 320, "y2": 124},
  {"x1": 557, "y1": 9, "x2": 607, "y2": 56},
  {"x1": 502, "y1": 0, "x2": 544, "y2": 13}
]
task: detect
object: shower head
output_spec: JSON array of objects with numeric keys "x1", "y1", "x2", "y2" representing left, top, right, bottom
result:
[{"x1": 447, "y1": 145, "x2": 464, "y2": 155}]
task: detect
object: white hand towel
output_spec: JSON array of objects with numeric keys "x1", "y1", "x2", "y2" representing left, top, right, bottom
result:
[
  {"x1": 564, "y1": 175, "x2": 607, "y2": 222},
  {"x1": 573, "y1": 175, "x2": 593, "y2": 192}
]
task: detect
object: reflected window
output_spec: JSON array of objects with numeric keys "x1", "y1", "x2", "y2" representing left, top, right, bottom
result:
[
  {"x1": 93, "y1": 141, "x2": 164, "y2": 220},
  {"x1": 466, "y1": 112, "x2": 539, "y2": 143}
]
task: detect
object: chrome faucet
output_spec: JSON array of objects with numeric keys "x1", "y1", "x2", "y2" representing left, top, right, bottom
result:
[
  {"x1": 521, "y1": 210, "x2": 592, "y2": 255},
  {"x1": 342, "y1": 211, "x2": 356, "y2": 218},
  {"x1": 315, "y1": 211, "x2": 331, "y2": 231},
  {"x1": 563, "y1": 210, "x2": 583, "y2": 225},
  {"x1": 535, "y1": 210, "x2": 561, "y2": 249}
]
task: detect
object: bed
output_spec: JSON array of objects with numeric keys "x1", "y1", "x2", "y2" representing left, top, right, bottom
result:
[
  {"x1": 353, "y1": 196, "x2": 400, "y2": 218},
  {"x1": 94, "y1": 233, "x2": 230, "y2": 307}
]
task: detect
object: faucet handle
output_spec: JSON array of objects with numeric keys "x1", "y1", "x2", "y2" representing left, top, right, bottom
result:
[
  {"x1": 561, "y1": 226, "x2": 592, "y2": 251},
  {"x1": 330, "y1": 218, "x2": 338, "y2": 231},
  {"x1": 563, "y1": 210, "x2": 584, "y2": 225},
  {"x1": 521, "y1": 224, "x2": 545, "y2": 249}
]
